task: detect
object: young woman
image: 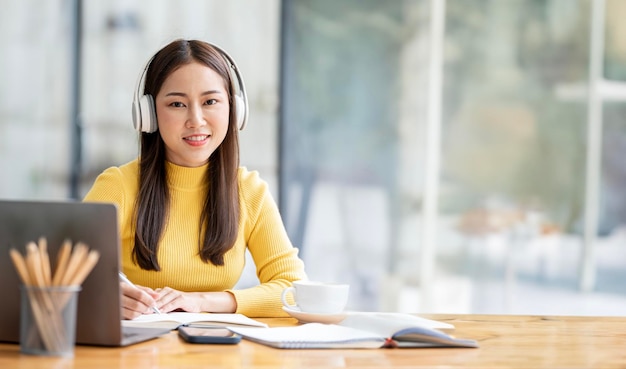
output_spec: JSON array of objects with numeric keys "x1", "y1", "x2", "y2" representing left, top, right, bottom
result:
[{"x1": 84, "y1": 39, "x2": 306, "y2": 319}]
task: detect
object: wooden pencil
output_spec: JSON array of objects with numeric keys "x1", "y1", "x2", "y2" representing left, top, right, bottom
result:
[
  {"x1": 38, "y1": 237, "x2": 52, "y2": 286},
  {"x1": 52, "y1": 240, "x2": 72, "y2": 286},
  {"x1": 68, "y1": 250, "x2": 100, "y2": 287},
  {"x1": 59, "y1": 242, "x2": 87, "y2": 286},
  {"x1": 9, "y1": 249, "x2": 31, "y2": 285}
]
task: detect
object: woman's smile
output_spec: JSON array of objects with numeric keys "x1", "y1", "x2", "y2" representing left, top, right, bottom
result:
[{"x1": 184, "y1": 134, "x2": 210, "y2": 146}]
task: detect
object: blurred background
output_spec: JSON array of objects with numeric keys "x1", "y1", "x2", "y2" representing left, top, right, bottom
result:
[{"x1": 2, "y1": 0, "x2": 626, "y2": 315}]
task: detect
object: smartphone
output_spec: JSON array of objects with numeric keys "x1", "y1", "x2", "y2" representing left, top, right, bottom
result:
[{"x1": 178, "y1": 326, "x2": 242, "y2": 344}]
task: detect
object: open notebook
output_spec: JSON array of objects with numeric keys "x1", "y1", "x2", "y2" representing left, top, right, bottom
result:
[
  {"x1": 122, "y1": 312, "x2": 268, "y2": 330},
  {"x1": 228, "y1": 313, "x2": 478, "y2": 349}
]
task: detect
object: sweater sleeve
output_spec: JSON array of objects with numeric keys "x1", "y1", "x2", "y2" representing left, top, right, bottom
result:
[
  {"x1": 228, "y1": 168, "x2": 307, "y2": 317},
  {"x1": 82, "y1": 164, "x2": 135, "y2": 235}
]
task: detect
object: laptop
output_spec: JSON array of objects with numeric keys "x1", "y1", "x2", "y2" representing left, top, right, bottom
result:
[{"x1": 0, "y1": 199, "x2": 170, "y2": 346}]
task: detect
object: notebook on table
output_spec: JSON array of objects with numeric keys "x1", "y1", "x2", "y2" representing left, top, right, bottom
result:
[{"x1": 0, "y1": 199, "x2": 170, "y2": 346}]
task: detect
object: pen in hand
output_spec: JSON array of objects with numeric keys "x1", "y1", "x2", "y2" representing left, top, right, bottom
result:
[{"x1": 118, "y1": 271, "x2": 162, "y2": 314}]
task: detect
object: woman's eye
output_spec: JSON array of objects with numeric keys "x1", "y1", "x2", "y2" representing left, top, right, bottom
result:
[
  {"x1": 170, "y1": 101, "x2": 185, "y2": 108},
  {"x1": 205, "y1": 99, "x2": 217, "y2": 105}
]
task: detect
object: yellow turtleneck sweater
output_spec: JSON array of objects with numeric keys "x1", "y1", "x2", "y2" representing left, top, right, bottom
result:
[{"x1": 83, "y1": 159, "x2": 306, "y2": 317}]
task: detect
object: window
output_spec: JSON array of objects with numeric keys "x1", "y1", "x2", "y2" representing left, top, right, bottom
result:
[{"x1": 280, "y1": 0, "x2": 626, "y2": 314}]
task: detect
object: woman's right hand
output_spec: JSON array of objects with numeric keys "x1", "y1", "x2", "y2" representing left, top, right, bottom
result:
[{"x1": 120, "y1": 282, "x2": 160, "y2": 320}]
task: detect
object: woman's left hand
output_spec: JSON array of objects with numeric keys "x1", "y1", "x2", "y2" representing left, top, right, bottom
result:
[{"x1": 154, "y1": 287, "x2": 237, "y2": 313}]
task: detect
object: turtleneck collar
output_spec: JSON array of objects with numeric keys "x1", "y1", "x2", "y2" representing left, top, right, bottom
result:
[{"x1": 165, "y1": 161, "x2": 208, "y2": 191}]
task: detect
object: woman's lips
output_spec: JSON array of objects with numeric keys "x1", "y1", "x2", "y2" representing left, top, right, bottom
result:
[{"x1": 184, "y1": 134, "x2": 209, "y2": 146}]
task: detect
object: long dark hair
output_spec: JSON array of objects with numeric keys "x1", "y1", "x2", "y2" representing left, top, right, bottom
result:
[{"x1": 133, "y1": 39, "x2": 240, "y2": 270}]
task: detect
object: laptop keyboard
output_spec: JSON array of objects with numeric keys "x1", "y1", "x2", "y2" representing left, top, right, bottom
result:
[
  {"x1": 123, "y1": 330, "x2": 140, "y2": 339},
  {"x1": 121, "y1": 326, "x2": 171, "y2": 346}
]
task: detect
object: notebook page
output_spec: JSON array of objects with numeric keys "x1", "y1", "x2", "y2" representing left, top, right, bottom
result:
[{"x1": 228, "y1": 323, "x2": 384, "y2": 349}]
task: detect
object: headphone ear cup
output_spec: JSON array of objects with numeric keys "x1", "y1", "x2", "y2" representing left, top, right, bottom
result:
[
  {"x1": 132, "y1": 99, "x2": 142, "y2": 132},
  {"x1": 138, "y1": 94, "x2": 157, "y2": 133},
  {"x1": 234, "y1": 94, "x2": 245, "y2": 130}
]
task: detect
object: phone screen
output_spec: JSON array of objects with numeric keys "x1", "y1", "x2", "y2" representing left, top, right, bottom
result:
[
  {"x1": 178, "y1": 326, "x2": 242, "y2": 344},
  {"x1": 181, "y1": 327, "x2": 235, "y2": 337}
]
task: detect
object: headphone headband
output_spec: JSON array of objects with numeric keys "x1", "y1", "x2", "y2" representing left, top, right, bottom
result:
[{"x1": 131, "y1": 41, "x2": 249, "y2": 133}]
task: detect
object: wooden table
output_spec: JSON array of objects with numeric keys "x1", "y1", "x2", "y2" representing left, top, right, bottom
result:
[{"x1": 1, "y1": 314, "x2": 626, "y2": 368}]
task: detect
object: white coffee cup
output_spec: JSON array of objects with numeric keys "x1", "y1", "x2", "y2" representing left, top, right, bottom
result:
[{"x1": 281, "y1": 280, "x2": 349, "y2": 314}]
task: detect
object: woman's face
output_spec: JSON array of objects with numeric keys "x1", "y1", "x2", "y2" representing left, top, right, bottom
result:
[{"x1": 155, "y1": 62, "x2": 230, "y2": 167}]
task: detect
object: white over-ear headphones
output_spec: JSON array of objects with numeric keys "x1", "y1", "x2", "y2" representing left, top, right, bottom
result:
[{"x1": 131, "y1": 42, "x2": 249, "y2": 133}]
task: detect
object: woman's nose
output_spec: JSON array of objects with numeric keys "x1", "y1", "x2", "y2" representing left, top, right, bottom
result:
[{"x1": 186, "y1": 104, "x2": 206, "y2": 127}]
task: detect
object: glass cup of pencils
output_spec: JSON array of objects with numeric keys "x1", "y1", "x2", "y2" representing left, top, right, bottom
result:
[
  {"x1": 19, "y1": 285, "x2": 82, "y2": 356},
  {"x1": 9, "y1": 238, "x2": 99, "y2": 357}
]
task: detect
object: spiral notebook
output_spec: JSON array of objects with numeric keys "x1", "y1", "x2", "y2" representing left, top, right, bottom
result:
[{"x1": 228, "y1": 314, "x2": 478, "y2": 349}]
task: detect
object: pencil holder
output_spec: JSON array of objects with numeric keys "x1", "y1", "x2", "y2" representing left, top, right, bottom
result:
[{"x1": 19, "y1": 285, "x2": 81, "y2": 357}]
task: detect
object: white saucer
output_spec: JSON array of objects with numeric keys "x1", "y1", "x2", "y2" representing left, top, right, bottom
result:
[{"x1": 282, "y1": 306, "x2": 348, "y2": 324}]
